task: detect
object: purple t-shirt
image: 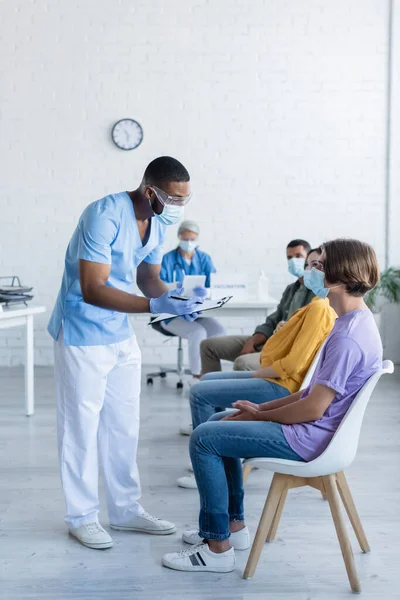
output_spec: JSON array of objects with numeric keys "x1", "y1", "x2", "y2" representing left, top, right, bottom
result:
[{"x1": 283, "y1": 309, "x2": 382, "y2": 461}]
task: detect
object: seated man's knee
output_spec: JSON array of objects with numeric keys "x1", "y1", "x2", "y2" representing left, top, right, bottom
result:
[
  {"x1": 200, "y1": 337, "x2": 212, "y2": 355},
  {"x1": 200, "y1": 335, "x2": 225, "y2": 356}
]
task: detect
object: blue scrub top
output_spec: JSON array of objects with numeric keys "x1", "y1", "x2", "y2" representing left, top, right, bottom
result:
[
  {"x1": 48, "y1": 192, "x2": 167, "y2": 346},
  {"x1": 160, "y1": 248, "x2": 216, "y2": 288}
]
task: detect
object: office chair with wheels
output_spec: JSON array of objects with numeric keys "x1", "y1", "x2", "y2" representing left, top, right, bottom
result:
[{"x1": 146, "y1": 318, "x2": 191, "y2": 389}]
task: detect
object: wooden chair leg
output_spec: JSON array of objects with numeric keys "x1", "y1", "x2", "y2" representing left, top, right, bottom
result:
[
  {"x1": 323, "y1": 475, "x2": 361, "y2": 593},
  {"x1": 336, "y1": 471, "x2": 370, "y2": 553},
  {"x1": 266, "y1": 486, "x2": 288, "y2": 542},
  {"x1": 243, "y1": 473, "x2": 288, "y2": 579},
  {"x1": 242, "y1": 463, "x2": 253, "y2": 484}
]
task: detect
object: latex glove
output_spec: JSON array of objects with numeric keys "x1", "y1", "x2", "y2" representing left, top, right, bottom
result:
[
  {"x1": 173, "y1": 281, "x2": 185, "y2": 296},
  {"x1": 149, "y1": 285, "x2": 204, "y2": 318},
  {"x1": 181, "y1": 310, "x2": 203, "y2": 322},
  {"x1": 168, "y1": 282, "x2": 204, "y2": 321},
  {"x1": 192, "y1": 286, "x2": 208, "y2": 299}
]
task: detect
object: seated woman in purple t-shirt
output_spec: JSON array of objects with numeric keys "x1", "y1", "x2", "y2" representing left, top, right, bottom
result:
[{"x1": 162, "y1": 238, "x2": 383, "y2": 574}]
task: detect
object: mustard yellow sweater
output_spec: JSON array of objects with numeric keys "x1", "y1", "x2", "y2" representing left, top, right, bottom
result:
[{"x1": 261, "y1": 297, "x2": 336, "y2": 393}]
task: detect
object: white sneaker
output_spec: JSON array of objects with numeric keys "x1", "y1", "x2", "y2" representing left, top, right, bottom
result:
[
  {"x1": 69, "y1": 521, "x2": 113, "y2": 550},
  {"x1": 110, "y1": 511, "x2": 176, "y2": 535},
  {"x1": 177, "y1": 474, "x2": 197, "y2": 489},
  {"x1": 187, "y1": 462, "x2": 194, "y2": 472},
  {"x1": 179, "y1": 424, "x2": 193, "y2": 436},
  {"x1": 162, "y1": 542, "x2": 235, "y2": 572},
  {"x1": 182, "y1": 526, "x2": 250, "y2": 550}
]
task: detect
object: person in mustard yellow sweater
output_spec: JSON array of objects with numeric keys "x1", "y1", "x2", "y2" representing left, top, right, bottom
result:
[{"x1": 177, "y1": 247, "x2": 337, "y2": 489}]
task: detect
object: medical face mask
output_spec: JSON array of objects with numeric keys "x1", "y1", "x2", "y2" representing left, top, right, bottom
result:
[
  {"x1": 179, "y1": 240, "x2": 198, "y2": 252},
  {"x1": 288, "y1": 257, "x2": 305, "y2": 278},
  {"x1": 303, "y1": 267, "x2": 331, "y2": 298},
  {"x1": 153, "y1": 203, "x2": 183, "y2": 226}
]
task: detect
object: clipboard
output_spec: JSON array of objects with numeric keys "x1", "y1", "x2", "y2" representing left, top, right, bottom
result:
[{"x1": 149, "y1": 296, "x2": 233, "y2": 325}]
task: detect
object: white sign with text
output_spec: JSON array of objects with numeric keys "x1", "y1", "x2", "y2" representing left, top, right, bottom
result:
[{"x1": 210, "y1": 273, "x2": 249, "y2": 301}]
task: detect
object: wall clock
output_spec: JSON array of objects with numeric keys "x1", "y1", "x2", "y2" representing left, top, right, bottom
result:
[{"x1": 111, "y1": 118, "x2": 143, "y2": 150}]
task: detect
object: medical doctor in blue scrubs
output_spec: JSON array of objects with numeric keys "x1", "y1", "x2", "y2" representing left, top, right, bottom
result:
[
  {"x1": 48, "y1": 157, "x2": 202, "y2": 550},
  {"x1": 160, "y1": 220, "x2": 225, "y2": 378}
]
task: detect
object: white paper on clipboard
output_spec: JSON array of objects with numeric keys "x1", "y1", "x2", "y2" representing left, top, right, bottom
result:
[{"x1": 149, "y1": 296, "x2": 233, "y2": 324}]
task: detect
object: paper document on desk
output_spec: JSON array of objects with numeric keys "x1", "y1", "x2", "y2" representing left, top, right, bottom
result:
[{"x1": 150, "y1": 296, "x2": 232, "y2": 324}]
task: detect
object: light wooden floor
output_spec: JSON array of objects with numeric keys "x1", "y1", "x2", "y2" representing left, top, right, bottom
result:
[{"x1": 0, "y1": 366, "x2": 399, "y2": 600}]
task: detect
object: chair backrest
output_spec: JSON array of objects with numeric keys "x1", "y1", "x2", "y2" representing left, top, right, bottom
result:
[
  {"x1": 305, "y1": 360, "x2": 394, "y2": 475},
  {"x1": 299, "y1": 342, "x2": 326, "y2": 391}
]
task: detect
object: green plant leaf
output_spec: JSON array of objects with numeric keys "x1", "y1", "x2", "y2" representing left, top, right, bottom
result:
[{"x1": 366, "y1": 267, "x2": 400, "y2": 310}]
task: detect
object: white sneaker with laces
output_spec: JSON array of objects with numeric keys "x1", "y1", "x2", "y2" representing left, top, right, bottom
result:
[
  {"x1": 110, "y1": 511, "x2": 176, "y2": 535},
  {"x1": 69, "y1": 521, "x2": 113, "y2": 550},
  {"x1": 162, "y1": 542, "x2": 235, "y2": 572},
  {"x1": 179, "y1": 424, "x2": 193, "y2": 436},
  {"x1": 177, "y1": 474, "x2": 197, "y2": 489},
  {"x1": 182, "y1": 526, "x2": 250, "y2": 550}
]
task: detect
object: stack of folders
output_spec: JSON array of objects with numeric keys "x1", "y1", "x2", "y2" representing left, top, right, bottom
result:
[{"x1": 0, "y1": 276, "x2": 34, "y2": 307}]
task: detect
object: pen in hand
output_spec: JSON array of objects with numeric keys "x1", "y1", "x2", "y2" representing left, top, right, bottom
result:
[{"x1": 170, "y1": 295, "x2": 203, "y2": 304}]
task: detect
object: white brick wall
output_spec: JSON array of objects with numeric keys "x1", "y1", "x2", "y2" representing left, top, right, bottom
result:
[
  {"x1": 0, "y1": 0, "x2": 397, "y2": 366},
  {"x1": 385, "y1": 0, "x2": 400, "y2": 361}
]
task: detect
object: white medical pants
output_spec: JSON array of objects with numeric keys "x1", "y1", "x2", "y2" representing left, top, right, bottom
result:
[
  {"x1": 54, "y1": 331, "x2": 142, "y2": 528},
  {"x1": 161, "y1": 317, "x2": 226, "y2": 375}
]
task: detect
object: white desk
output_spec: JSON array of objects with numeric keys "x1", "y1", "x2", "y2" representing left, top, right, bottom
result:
[
  {"x1": 0, "y1": 305, "x2": 46, "y2": 416},
  {"x1": 212, "y1": 297, "x2": 278, "y2": 319}
]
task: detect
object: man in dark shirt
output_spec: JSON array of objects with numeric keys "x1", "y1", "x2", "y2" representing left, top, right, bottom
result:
[{"x1": 200, "y1": 239, "x2": 315, "y2": 374}]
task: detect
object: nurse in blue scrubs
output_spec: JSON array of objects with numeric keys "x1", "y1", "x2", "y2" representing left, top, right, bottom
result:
[
  {"x1": 160, "y1": 220, "x2": 225, "y2": 378},
  {"x1": 48, "y1": 157, "x2": 202, "y2": 550}
]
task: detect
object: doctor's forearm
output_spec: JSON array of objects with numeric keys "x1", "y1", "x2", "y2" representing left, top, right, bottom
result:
[
  {"x1": 137, "y1": 278, "x2": 169, "y2": 299},
  {"x1": 83, "y1": 284, "x2": 151, "y2": 313}
]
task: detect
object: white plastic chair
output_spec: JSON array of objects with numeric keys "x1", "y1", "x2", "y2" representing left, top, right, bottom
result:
[
  {"x1": 242, "y1": 360, "x2": 394, "y2": 593},
  {"x1": 242, "y1": 342, "x2": 325, "y2": 483},
  {"x1": 298, "y1": 341, "x2": 326, "y2": 392}
]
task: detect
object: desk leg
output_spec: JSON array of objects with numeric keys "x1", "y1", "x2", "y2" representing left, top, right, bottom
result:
[{"x1": 25, "y1": 315, "x2": 34, "y2": 416}]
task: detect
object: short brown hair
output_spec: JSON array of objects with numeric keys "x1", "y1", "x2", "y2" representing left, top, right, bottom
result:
[{"x1": 323, "y1": 239, "x2": 380, "y2": 297}]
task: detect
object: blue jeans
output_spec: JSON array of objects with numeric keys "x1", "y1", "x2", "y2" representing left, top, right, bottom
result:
[
  {"x1": 190, "y1": 371, "x2": 291, "y2": 430},
  {"x1": 190, "y1": 411, "x2": 304, "y2": 541}
]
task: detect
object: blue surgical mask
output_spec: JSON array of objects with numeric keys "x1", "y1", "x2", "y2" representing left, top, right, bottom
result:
[
  {"x1": 179, "y1": 240, "x2": 198, "y2": 252},
  {"x1": 154, "y1": 204, "x2": 183, "y2": 226},
  {"x1": 288, "y1": 257, "x2": 305, "y2": 278},
  {"x1": 304, "y1": 268, "x2": 330, "y2": 298}
]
